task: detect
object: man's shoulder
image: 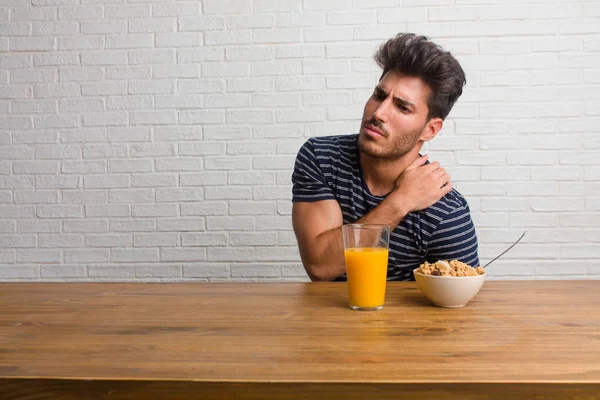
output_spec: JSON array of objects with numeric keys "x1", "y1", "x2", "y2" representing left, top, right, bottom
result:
[
  {"x1": 302, "y1": 134, "x2": 358, "y2": 154},
  {"x1": 426, "y1": 188, "x2": 472, "y2": 218}
]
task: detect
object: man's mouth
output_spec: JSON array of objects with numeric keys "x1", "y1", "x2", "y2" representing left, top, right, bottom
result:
[{"x1": 364, "y1": 124, "x2": 385, "y2": 138}]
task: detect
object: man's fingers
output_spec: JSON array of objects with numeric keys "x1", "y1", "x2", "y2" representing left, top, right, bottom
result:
[
  {"x1": 440, "y1": 180, "x2": 453, "y2": 196},
  {"x1": 406, "y1": 154, "x2": 428, "y2": 171}
]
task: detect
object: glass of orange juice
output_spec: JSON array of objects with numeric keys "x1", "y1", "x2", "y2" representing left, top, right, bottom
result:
[{"x1": 342, "y1": 223, "x2": 390, "y2": 311}]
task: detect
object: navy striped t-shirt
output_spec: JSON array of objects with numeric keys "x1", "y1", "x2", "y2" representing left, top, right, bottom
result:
[{"x1": 292, "y1": 134, "x2": 479, "y2": 281}]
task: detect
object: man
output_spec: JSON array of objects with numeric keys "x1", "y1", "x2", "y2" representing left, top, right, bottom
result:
[{"x1": 291, "y1": 33, "x2": 479, "y2": 282}]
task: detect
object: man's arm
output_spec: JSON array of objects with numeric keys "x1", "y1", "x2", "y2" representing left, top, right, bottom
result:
[
  {"x1": 292, "y1": 195, "x2": 409, "y2": 282},
  {"x1": 293, "y1": 155, "x2": 452, "y2": 282}
]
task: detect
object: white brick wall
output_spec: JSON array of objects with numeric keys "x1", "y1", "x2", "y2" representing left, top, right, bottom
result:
[{"x1": 1, "y1": 1, "x2": 599, "y2": 281}]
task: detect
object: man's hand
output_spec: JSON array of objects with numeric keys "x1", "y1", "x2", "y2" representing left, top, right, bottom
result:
[{"x1": 392, "y1": 155, "x2": 453, "y2": 213}]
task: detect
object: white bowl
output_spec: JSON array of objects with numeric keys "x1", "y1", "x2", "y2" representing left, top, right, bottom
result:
[{"x1": 413, "y1": 270, "x2": 486, "y2": 308}]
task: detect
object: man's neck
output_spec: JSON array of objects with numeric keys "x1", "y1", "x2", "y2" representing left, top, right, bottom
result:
[{"x1": 359, "y1": 146, "x2": 422, "y2": 197}]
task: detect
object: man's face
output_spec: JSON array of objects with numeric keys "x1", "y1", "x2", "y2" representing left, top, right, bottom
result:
[{"x1": 358, "y1": 70, "x2": 433, "y2": 160}]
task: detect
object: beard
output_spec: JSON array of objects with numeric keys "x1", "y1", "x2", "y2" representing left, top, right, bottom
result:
[{"x1": 358, "y1": 120, "x2": 424, "y2": 161}]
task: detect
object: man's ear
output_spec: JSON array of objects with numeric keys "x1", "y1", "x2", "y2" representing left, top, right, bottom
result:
[{"x1": 419, "y1": 117, "x2": 443, "y2": 142}]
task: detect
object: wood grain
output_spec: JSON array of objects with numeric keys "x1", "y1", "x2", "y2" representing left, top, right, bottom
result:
[{"x1": 1, "y1": 281, "x2": 600, "y2": 399}]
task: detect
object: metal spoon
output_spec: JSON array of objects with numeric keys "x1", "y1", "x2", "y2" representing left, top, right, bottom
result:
[{"x1": 482, "y1": 231, "x2": 527, "y2": 269}]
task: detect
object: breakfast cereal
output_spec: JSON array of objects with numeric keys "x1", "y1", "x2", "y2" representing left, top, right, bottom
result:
[{"x1": 415, "y1": 260, "x2": 485, "y2": 277}]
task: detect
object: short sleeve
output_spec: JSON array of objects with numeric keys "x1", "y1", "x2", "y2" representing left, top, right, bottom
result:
[
  {"x1": 291, "y1": 139, "x2": 336, "y2": 203},
  {"x1": 426, "y1": 202, "x2": 480, "y2": 267}
]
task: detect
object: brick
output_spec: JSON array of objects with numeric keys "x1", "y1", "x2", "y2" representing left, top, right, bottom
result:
[
  {"x1": 180, "y1": 202, "x2": 226, "y2": 216},
  {"x1": 83, "y1": 174, "x2": 129, "y2": 189},
  {"x1": 227, "y1": 14, "x2": 274, "y2": 29},
  {"x1": 0, "y1": 220, "x2": 15, "y2": 233},
  {"x1": 179, "y1": 142, "x2": 225, "y2": 156},
  {"x1": 230, "y1": 264, "x2": 279, "y2": 278},
  {"x1": 63, "y1": 219, "x2": 108, "y2": 232},
  {"x1": 181, "y1": 233, "x2": 228, "y2": 246},
  {"x1": 14, "y1": 160, "x2": 59, "y2": 174},
  {"x1": 36, "y1": 175, "x2": 80, "y2": 189},
  {"x1": 178, "y1": 16, "x2": 225, "y2": 31},
  {"x1": 131, "y1": 111, "x2": 177, "y2": 125},
  {"x1": 34, "y1": 82, "x2": 80, "y2": 98},
  {"x1": 107, "y1": 96, "x2": 152, "y2": 110},
  {"x1": 135, "y1": 265, "x2": 182, "y2": 279},
  {"x1": 202, "y1": 0, "x2": 251, "y2": 14},
  {"x1": 1, "y1": 86, "x2": 32, "y2": 100},
  {"x1": 0, "y1": 266, "x2": 39, "y2": 280},
  {"x1": 105, "y1": 5, "x2": 150, "y2": 18},
  {"x1": 133, "y1": 233, "x2": 177, "y2": 247},
  {"x1": 107, "y1": 159, "x2": 152, "y2": 173},
  {"x1": 1, "y1": 176, "x2": 35, "y2": 188},
  {"x1": 58, "y1": 5, "x2": 103, "y2": 19},
  {"x1": 11, "y1": 68, "x2": 57, "y2": 84},
  {"x1": 208, "y1": 247, "x2": 254, "y2": 262},
  {"x1": 34, "y1": 52, "x2": 78, "y2": 66},
  {"x1": 61, "y1": 160, "x2": 106, "y2": 174},
  {"x1": 132, "y1": 173, "x2": 177, "y2": 188},
  {"x1": 228, "y1": 171, "x2": 276, "y2": 185},
  {"x1": 227, "y1": 77, "x2": 273, "y2": 92},
  {"x1": 11, "y1": 131, "x2": 58, "y2": 145},
  {"x1": 226, "y1": 141, "x2": 276, "y2": 155},
  {"x1": 132, "y1": 204, "x2": 177, "y2": 217},
  {"x1": 42, "y1": 265, "x2": 87, "y2": 278},
  {"x1": 183, "y1": 264, "x2": 229, "y2": 278},
  {"x1": 128, "y1": 49, "x2": 174, "y2": 65},
  {"x1": 58, "y1": 36, "x2": 105, "y2": 51},
  {"x1": 14, "y1": 190, "x2": 59, "y2": 204},
  {"x1": 277, "y1": 231, "x2": 297, "y2": 246},
  {"x1": 180, "y1": 172, "x2": 226, "y2": 186},
  {"x1": 111, "y1": 219, "x2": 155, "y2": 232},
  {"x1": 205, "y1": 30, "x2": 251, "y2": 46},
  {"x1": 106, "y1": 66, "x2": 151, "y2": 80},
  {"x1": 37, "y1": 205, "x2": 83, "y2": 218},
  {"x1": 60, "y1": 98, "x2": 105, "y2": 112},
  {"x1": 204, "y1": 126, "x2": 250, "y2": 140},
  {"x1": 253, "y1": 186, "x2": 292, "y2": 200},
  {"x1": 12, "y1": 100, "x2": 56, "y2": 114},
  {"x1": 155, "y1": 158, "x2": 202, "y2": 171},
  {"x1": 60, "y1": 127, "x2": 109, "y2": 143},
  {"x1": 179, "y1": 110, "x2": 225, "y2": 124},
  {"x1": 88, "y1": 265, "x2": 135, "y2": 279},
  {"x1": 157, "y1": 217, "x2": 205, "y2": 231},
  {"x1": 255, "y1": 246, "x2": 299, "y2": 262},
  {"x1": 154, "y1": 94, "x2": 203, "y2": 109},
  {"x1": 39, "y1": 234, "x2": 84, "y2": 248},
  {"x1": 178, "y1": 48, "x2": 224, "y2": 63},
  {"x1": 0, "y1": 205, "x2": 35, "y2": 218},
  {"x1": 86, "y1": 234, "x2": 132, "y2": 247},
  {"x1": 275, "y1": 44, "x2": 324, "y2": 59},
  {"x1": 154, "y1": 126, "x2": 202, "y2": 141},
  {"x1": 17, "y1": 249, "x2": 61, "y2": 263},
  {"x1": 206, "y1": 216, "x2": 254, "y2": 231},
  {"x1": 128, "y1": 79, "x2": 173, "y2": 94},
  {"x1": 111, "y1": 249, "x2": 159, "y2": 263},
  {"x1": 109, "y1": 188, "x2": 154, "y2": 203},
  {"x1": 156, "y1": 188, "x2": 203, "y2": 202},
  {"x1": 0, "y1": 234, "x2": 36, "y2": 248},
  {"x1": 203, "y1": 62, "x2": 249, "y2": 77},
  {"x1": 75, "y1": 144, "x2": 118, "y2": 163},
  {"x1": 161, "y1": 248, "x2": 206, "y2": 262},
  {"x1": 207, "y1": 93, "x2": 254, "y2": 109},
  {"x1": 128, "y1": 18, "x2": 173, "y2": 33},
  {"x1": 34, "y1": 115, "x2": 81, "y2": 129},
  {"x1": 253, "y1": 156, "x2": 295, "y2": 170},
  {"x1": 204, "y1": 186, "x2": 252, "y2": 200},
  {"x1": 230, "y1": 232, "x2": 276, "y2": 246},
  {"x1": 85, "y1": 204, "x2": 130, "y2": 217},
  {"x1": 205, "y1": 156, "x2": 251, "y2": 171}
]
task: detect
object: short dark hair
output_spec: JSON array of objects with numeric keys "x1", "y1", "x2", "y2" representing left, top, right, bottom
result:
[{"x1": 374, "y1": 33, "x2": 466, "y2": 120}]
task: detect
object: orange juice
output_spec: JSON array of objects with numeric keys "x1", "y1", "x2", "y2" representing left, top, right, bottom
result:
[{"x1": 344, "y1": 247, "x2": 389, "y2": 309}]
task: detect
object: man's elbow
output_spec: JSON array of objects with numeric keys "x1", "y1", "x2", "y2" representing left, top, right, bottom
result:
[{"x1": 303, "y1": 262, "x2": 334, "y2": 282}]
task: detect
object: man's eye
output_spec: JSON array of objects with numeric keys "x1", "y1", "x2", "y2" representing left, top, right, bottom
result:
[{"x1": 372, "y1": 92, "x2": 386, "y2": 100}]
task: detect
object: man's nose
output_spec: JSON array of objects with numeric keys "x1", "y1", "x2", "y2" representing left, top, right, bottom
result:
[{"x1": 372, "y1": 99, "x2": 392, "y2": 122}]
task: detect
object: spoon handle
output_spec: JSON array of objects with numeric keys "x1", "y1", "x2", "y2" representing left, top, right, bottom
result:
[{"x1": 482, "y1": 231, "x2": 527, "y2": 269}]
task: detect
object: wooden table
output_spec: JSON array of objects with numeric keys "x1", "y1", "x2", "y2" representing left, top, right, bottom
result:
[{"x1": 1, "y1": 281, "x2": 599, "y2": 399}]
